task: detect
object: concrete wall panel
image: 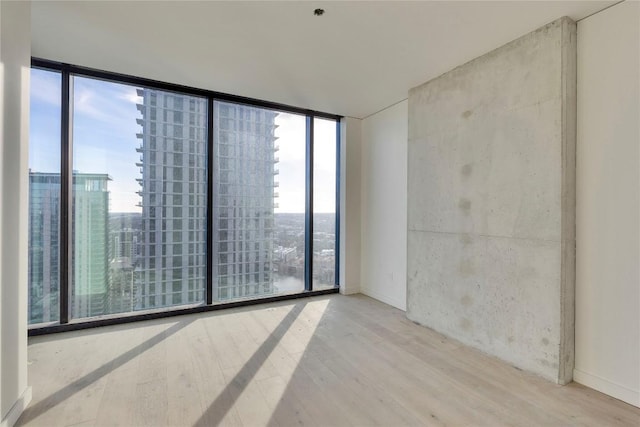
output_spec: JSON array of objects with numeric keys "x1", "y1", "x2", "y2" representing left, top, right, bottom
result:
[
  {"x1": 407, "y1": 18, "x2": 576, "y2": 383},
  {"x1": 408, "y1": 231, "x2": 561, "y2": 375}
]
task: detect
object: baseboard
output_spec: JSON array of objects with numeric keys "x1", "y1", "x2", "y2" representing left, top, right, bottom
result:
[
  {"x1": 360, "y1": 287, "x2": 406, "y2": 311},
  {"x1": 0, "y1": 386, "x2": 32, "y2": 427},
  {"x1": 574, "y1": 368, "x2": 639, "y2": 408}
]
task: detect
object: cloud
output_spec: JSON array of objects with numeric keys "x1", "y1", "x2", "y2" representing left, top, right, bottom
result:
[
  {"x1": 120, "y1": 88, "x2": 142, "y2": 104},
  {"x1": 72, "y1": 77, "x2": 141, "y2": 131},
  {"x1": 30, "y1": 68, "x2": 62, "y2": 107}
]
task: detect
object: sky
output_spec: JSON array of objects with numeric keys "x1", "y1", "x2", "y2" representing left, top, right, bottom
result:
[{"x1": 29, "y1": 68, "x2": 337, "y2": 214}]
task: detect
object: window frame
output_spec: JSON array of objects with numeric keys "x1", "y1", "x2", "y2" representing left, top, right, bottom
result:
[{"x1": 28, "y1": 58, "x2": 341, "y2": 334}]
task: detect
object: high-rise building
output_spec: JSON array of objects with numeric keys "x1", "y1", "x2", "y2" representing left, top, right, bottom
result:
[
  {"x1": 134, "y1": 91, "x2": 279, "y2": 308},
  {"x1": 108, "y1": 213, "x2": 142, "y2": 314},
  {"x1": 28, "y1": 172, "x2": 61, "y2": 324},
  {"x1": 213, "y1": 102, "x2": 279, "y2": 301},
  {"x1": 71, "y1": 173, "x2": 111, "y2": 318},
  {"x1": 28, "y1": 172, "x2": 111, "y2": 323},
  {"x1": 134, "y1": 90, "x2": 208, "y2": 309}
]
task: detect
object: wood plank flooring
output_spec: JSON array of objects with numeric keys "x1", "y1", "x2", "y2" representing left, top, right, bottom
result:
[{"x1": 17, "y1": 294, "x2": 640, "y2": 427}]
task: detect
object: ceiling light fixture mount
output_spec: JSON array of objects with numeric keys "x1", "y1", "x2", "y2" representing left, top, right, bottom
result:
[{"x1": 313, "y1": 8, "x2": 325, "y2": 16}]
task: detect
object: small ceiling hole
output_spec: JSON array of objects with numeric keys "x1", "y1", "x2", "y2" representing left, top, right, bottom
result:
[{"x1": 314, "y1": 8, "x2": 325, "y2": 16}]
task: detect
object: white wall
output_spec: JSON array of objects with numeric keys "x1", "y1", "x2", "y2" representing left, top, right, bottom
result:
[
  {"x1": 360, "y1": 101, "x2": 408, "y2": 310},
  {"x1": 339, "y1": 117, "x2": 362, "y2": 295},
  {"x1": 575, "y1": 0, "x2": 640, "y2": 407},
  {"x1": 1, "y1": 1, "x2": 33, "y2": 426}
]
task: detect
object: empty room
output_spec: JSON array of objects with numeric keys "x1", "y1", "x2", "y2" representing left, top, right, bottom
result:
[{"x1": 1, "y1": 1, "x2": 639, "y2": 426}]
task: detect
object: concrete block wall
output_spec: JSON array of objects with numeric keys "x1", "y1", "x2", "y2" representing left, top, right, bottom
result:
[{"x1": 407, "y1": 18, "x2": 576, "y2": 384}]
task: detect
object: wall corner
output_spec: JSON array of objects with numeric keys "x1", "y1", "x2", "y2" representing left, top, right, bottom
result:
[
  {"x1": 558, "y1": 14, "x2": 577, "y2": 385},
  {"x1": 1, "y1": 0, "x2": 32, "y2": 424},
  {"x1": 339, "y1": 117, "x2": 362, "y2": 295}
]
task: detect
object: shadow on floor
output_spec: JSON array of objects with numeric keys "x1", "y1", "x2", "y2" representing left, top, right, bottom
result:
[
  {"x1": 17, "y1": 318, "x2": 195, "y2": 425},
  {"x1": 193, "y1": 302, "x2": 306, "y2": 427}
]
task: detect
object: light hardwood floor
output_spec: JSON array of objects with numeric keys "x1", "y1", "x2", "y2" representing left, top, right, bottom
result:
[{"x1": 18, "y1": 294, "x2": 640, "y2": 427}]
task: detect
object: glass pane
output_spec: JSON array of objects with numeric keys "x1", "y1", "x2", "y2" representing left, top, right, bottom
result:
[
  {"x1": 28, "y1": 68, "x2": 62, "y2": 324},
  {"x1": 71, "y1": 76, "x2": 207, "y2": 318},
  {"x1": 313, "y1": 118, "x2": 338, "y2": 290},
  {"x1": 213, "y1": 102, "x2": 306, "y2": 301}
]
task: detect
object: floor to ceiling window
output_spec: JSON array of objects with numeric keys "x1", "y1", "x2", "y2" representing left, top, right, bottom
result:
[
  {"x1": 213, "y1": 102, "x2": 308, "y2": 302},
  {"x1": 28, "y1": 60, "x2": 340, "y2": 329},
  {"x1": 28, "y1": 68, "x2": 62, "y2": 324},
  {"x1": 70, "y1": 78, "x2": 209, "y2": 319},
  {"x1": 313, "y1": 117, "x2": 339, "y2": 290}
]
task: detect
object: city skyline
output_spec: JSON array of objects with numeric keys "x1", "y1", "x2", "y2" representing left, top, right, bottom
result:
[
  {"x1": 28, "y1": 68, "x2": 337, "y2": 323},
  {"x1": 29, "y1": 69, "x2": 338, "y2": 214}
]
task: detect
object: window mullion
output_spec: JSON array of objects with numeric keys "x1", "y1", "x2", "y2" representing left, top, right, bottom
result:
[
  {"x1": 206, "y1": 97, "x2": 214, "y2": 305},
  {"x1": 59, "y1": 68, "x2": 72, "y2": 324},
  {"x1": 334, "y1": 120, "x2": 341, "y2": 287},
  {"x1": 305, "y1": 116, "x2": 314, "y2": 291}
]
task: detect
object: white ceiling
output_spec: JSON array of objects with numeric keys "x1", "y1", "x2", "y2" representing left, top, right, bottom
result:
[{"x1": 31, "y1": 1, "x2": 614, "y2": 119}]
